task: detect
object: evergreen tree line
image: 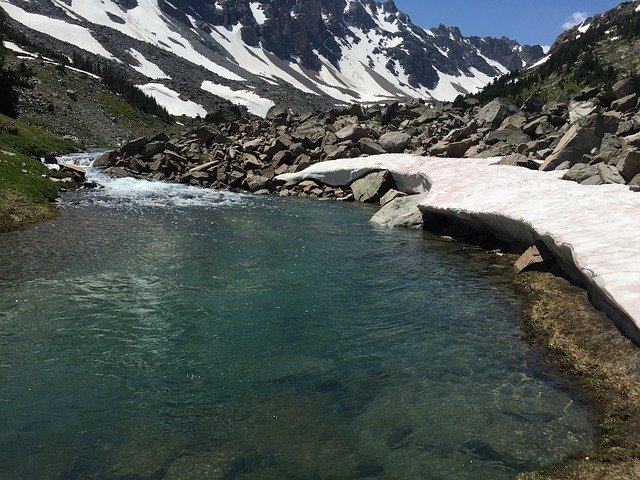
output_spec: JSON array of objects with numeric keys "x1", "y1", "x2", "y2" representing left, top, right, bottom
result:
[
  {"x1": 0, "y1": 9, "x2": 32, "y2": 117},
  {"x1": 456, "y1": 8, "x2": 640, "y2": 107},
  {"x1": 71, "y1": 52, "x2": 172, "y2": 123}
]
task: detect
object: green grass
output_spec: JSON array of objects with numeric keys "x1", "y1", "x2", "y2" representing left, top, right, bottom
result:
[{"x1": 0, "y1": 113, "x2": 79, "y2": 232}]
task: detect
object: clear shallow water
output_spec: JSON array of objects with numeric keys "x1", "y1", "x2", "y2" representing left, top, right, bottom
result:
[{"x1": 0, "y1": 156, "x2": 594, "y2": 479}]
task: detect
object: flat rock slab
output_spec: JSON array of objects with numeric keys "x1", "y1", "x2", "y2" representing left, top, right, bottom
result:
[{"x1": 278, "y1": 154, "x2": 640, "y2": 343}]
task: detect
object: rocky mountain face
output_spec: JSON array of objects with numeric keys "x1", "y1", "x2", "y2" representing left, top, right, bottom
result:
[{"x1": 0, "y1": 0, "x2": 543, "y2": 116}]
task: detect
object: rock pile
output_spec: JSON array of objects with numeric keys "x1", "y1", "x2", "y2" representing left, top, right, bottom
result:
[{"x1": 96, "y1": 78, "x2": 640, "y2": 200}]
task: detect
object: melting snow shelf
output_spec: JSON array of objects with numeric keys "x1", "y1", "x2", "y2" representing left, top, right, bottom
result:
[{"x1": 278, "y1": 154, "x2": 640, "y2": 343}]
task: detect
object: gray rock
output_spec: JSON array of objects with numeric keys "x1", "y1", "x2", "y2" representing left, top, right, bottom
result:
[
  {"x1": 370, "y1": 193, "x2": 429, "y2": 229},
  {"x1": 378, "y1": 132, "x2": 411, "y2": 153},
  {"x1": 484, "y1": 126, "x2": 530, "y2": 146},
  {"x1": 143, "y1": 141, "x2": 167, "y2": 160},
  {"x1": 562, "y1": 163, "x2": 599, "y2": 183},
  {"x1": 616, "y1": 150, "x2": 640, "y2": 182},
  {"x1": 613, "y1": 77, "x2": 638, "y2": 99},
  {"x1": 379, "y1": 189, "x2": 407, "y2": 206},
  {"x1": 246, "y1": 174, "x2": 272, "y2": 192},
  {"x1": 475, "y1": 98, "x2": 518, "y2": 127},
  {"x1": 539, "y1": 125, "x2": 601, "y2": 171},
  {"x1": 119, "y1": 137, "x2": 147, "y2": 157},
  {"x1": 93, "y1": 150, "x2": 118, "y2": 168},
  {"x1": 568, "y1": 100, "x2": 599, "y2": 125},
  {"x1": 612, "y1": 94, "x2": 638, "y2": 112},
  {"x1": 581, "y1": 164, "x2": 625, "y2": 185},
  {"x1": 335, "y1": 125, "x2": 369, "y2": 142},
  {"x1": 494, "y1": 154, "x2": 539, "y2": 169},
  {"x1": 521, "y1": 94, "x2": 544, "y2": 113},
  {"x1": 624, "y1": 131, "x2": 640, "y2": 149},
  {"x1": 357, "y1": 138, "x2": 387, "y2": 155},
  {"x1": 350, "y1": 170, "x2": 396, "y2": 203}
]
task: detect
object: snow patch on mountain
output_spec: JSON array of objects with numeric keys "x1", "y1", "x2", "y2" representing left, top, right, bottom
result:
[
  {"x1": 137, "y1": 83, "x2": 206, "y2": 117},
  {"x1": 128, "y1": 48, "x2": 170, "y2": 79},
  {"x1": 0, "y1": 1, "x2": 114, "y2": 59},
  {"x1": 200, "y1": 81, "x2": 275, "y2": 117}
]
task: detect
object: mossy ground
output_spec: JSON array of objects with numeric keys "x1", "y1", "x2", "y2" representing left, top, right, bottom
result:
[
  {"x1": 515, "y1": 271, "x2": 640, "y2": 480},
  {"x1": 0, "y1": 113, "x2": 79, "y2": 232}
]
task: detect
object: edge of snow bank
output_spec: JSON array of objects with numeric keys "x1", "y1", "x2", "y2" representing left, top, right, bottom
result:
[{"x1": 278, "y1": 154, "x2": 640, "y2": 344}]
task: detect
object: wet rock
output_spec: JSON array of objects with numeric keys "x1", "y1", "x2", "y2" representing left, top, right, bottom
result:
[
  {"x1": 350, "y1": 170, "x2": 396, "y2": 203},
  {"x1": 370, "y1": 193, "x2": 429, "y2": 228}
]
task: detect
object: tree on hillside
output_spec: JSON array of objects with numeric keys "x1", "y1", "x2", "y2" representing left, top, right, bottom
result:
[{"x1": 0, "y1": 10, "x2": 21, "y2": 117}]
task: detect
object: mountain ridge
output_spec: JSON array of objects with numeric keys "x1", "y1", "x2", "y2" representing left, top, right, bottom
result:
[{"x1": 0, "y1": 0, "x2": 543, "y2": 116}]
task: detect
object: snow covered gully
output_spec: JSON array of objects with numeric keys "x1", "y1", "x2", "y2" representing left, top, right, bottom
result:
[{"x1": 279, "y1": 154, "x2": 640, "y2": 344}]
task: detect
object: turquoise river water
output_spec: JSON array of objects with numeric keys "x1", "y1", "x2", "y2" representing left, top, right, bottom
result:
[{"x1": 0, "y1": 154, "x2": 594, "y2": 479}]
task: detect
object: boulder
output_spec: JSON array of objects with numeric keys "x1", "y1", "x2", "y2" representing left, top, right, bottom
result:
[
  {"x1": 193, "y1": 125, "x2": 219, "y2": 144},
  {"x1": 494, "y1": 154, "x2": 539, "y2": 169},
  {"x1": 624, "y1": 131, "x2": 640, "y2": 148},
  {"x1": 539, "y1": 125, "x2": 601, "y2": 171},
  {"x1": 370, "y1": 193, "x2": 429, "y2": 229},
  {"x1": 612, "y1": 94, "x2": 638, "y2": 112},
  {"x1": 357, "y1": 138, "x2": 387, "y2": 155},
  {"x1": 246, "y1": 174, "x2": 272, "y2": 192},
  {"x1": 93, "y1": 150, "x2": 119, "y2": 168},
  {"x1": 613, "y1": 77, "x2": 638, "y2": 99},
  {"x1": 581, "y1": 164, "x2": 625, "y2": 185},
  {"x1": 379, "y1": 189, "x2": 407, "y2": 206},
  {"x1": 562, "y1": 163, "x2": 599, "y2": 183},
  {"x1": 568, "y1": 100, "x2": 599, "y2": 125},
  {"x1": 350, "y1": 170, "x2": 396, "y2": 203},
  {"x1": 119, "y1": 137, "x2": 147, "y2": 157},
  {"x1": 335, "y1": 125, "x2": 369, "y2": 142},
  {"x1": 484, "y1": 127, "x2": 530, "y2": 146},
  {"x1": 143, "y1": 141, "x2": 167, "y2": 160},
  {"x1": 475, "y1": 98, "x2": 518, "y2": 127},
  {"x1": 378, "y1": 132, "x2": 411, "y2": 153},
  {"x1": 616, "y1": 150, "x2": 640, "y2": 182}
]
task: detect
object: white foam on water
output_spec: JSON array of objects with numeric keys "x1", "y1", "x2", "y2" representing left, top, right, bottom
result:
[{"x1": 57, "y1": 152, "x2": 246, "y2": 210}]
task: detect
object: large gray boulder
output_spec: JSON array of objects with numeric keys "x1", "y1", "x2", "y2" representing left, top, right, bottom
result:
[
  {"x1": 539, "y1": 125, "x2": 601, "y2": 171},
  {"x1": 335, "y1": 125, "x2": 369, "y2": 142},
  {"x1": 616, "y1": 150, "x2": 640, "y2": 182},
  {"x1": 350, "y1": 170, "x2": 397, "y2": 203},
  {"x1": 484, "y1": 127, "x2": 530, "y2": 146},
  {"x1": 370, "y1": 193, "x2": 429, "y2": 229},
  {"x1": 475, "y1": 98, "x2": 518, "y2": 127},
  {"x1": 581, "y1": 164, "x2": 626, "y2": 185},
  {"x1": 93, "y1": 150, "x2": 118, "y2": 168},
  {"x1": 119, "y1": 137, "x2": 147, "y2": 157},
  {"x1": 378, "y1": 132, "x2": 411, "y2": 153},
  {"x1": 562, "y1": 163, "x2": 599, "y2": 183}
]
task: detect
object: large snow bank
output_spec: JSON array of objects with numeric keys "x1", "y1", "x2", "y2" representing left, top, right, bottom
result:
[{"x1": 278, "y1": 155, "x2": 640, "y2": 343}]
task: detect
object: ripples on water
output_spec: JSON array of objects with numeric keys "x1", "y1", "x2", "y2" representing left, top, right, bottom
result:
[{"x1": 0, "y1": 158, "x2": 594, "y2": 479}]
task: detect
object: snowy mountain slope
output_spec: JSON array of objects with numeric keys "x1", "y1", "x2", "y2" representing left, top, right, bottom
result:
[{"x1": 0, "y1": 0, "x2": 543, "y2": 116}]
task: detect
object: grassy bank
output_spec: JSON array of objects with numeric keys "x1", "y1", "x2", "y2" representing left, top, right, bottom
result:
[
  {"x1": 516, "y1": 271, "x2": 640, "y2": 480},
  {"x1": 0, "y1": 113, "x2": 79, "y2": 232}
]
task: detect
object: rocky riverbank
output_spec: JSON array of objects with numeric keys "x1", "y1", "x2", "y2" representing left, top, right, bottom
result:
[{"x1": 91, "y1": 76, "x2": 640, "y2": 202}]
